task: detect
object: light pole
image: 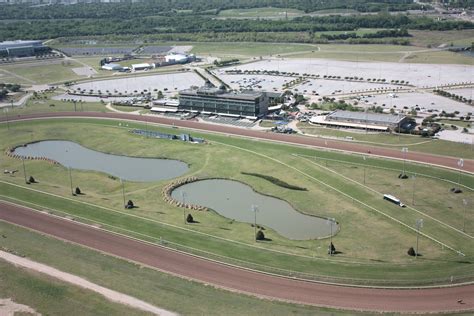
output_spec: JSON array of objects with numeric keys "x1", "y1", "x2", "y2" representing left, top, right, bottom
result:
[
  {"x1": 181, "y1": 191, "x2": 186, "y2": 224},
  {"x1": 251, "y1": 204, "x2": 258, "y2": 241},
  {"x1": 401, "y1": 147, "x2": 408, "y2": 176},
  {"x1": 68, "y1": 167, "x2": 75, "y2": 195},
  {"x1": 415, "y1": 219, "x2": 423, "y2": 258},
  {"x1": 363, "y1": 156, "x2": 367, "y2": 184},
  {"x1": 327, "y1": 218, "x2": 335, "y2": 255},
  {"x1": 457, "y1": 158, "x2": 464, "y2": 188},
  {"x1": 412, "y1": 173, "x2": 416, "y2": 205},
  {"x1": 3, "y1": 108, "x2": 9, "y2": 130},
  {"x1": 462, "y1": 199, "x2": 468, "y2": 232},
  {"x1": 121, "y1": 178, "x2": 126, "y2": 208},
  {"x1": 21, "y1": 158, "x2": 28, "y2": 184}
]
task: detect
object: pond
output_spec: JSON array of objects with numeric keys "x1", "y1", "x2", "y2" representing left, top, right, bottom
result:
[
  {"x1": 171, "y1": 179, "x2": 337, "y2": 240},
  {"x1": 13, "y1": 140, "x2": 189, "y2": 182}
]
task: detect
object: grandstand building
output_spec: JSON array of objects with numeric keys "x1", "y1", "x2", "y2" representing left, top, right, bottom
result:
[
  {"x1": 178, "y1": 85, "x2": 269, "y2": 119},
  {"x1": 310, "y1": 110, "x2": 410, "y2": 132},
  {"x1": 0, "y1": 40, "x2": 50, "y2": 58}
]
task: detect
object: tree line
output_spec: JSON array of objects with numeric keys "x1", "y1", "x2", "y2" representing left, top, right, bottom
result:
[
  {"x1": 0, "y1": 0, "x2": 427, "y2": 20},
  {"x1": 0, "y1": 13, "x2": 471, "y2": 41}
]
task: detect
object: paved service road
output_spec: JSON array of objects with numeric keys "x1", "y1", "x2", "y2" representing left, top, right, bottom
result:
[
  {"x1": 1, "y1": 112, "x2": 473, "y2": 173},
  {"x1": 0, "y1": 202, "x2": 473, "y2": 313}
]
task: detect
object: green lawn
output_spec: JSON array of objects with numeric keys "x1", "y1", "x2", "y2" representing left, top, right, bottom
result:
[
  {"x1": 0, "y1": 118, "x2": 472, "y2": 286},
  {"x1": 409, "y1": 29, "x2": 474, "y2": 48},
  {"x1": 402, "y1": 50, "x2": 474, "y2": 65},
  {"x1": 0, "y1": 60, "x2": 84, "y2": 85},
  {"x1": 298, "y1": 123, "x2": 474, "y2": 159},
  {"x1": 437, "y1": 119, "x2": 472, "y2": 129},
  {"x1": 190, "y1": 42, "x2": 318, "y2": 58},
  {"x1": 218, "y1": 7, "x2": 304, "y2": 19},
  {"x1": 0, "y1": 221, "x2": 375, "y2": 316},
  {"x1": 0, "y1": 259, "x2": 150, "y2": 316}
]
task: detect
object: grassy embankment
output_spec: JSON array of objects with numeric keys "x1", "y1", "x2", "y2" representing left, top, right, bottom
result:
[
  {"x1": 0, "y1": 221, "x2": 366, "y2": 315},
  {"x1": 0, "y1": 259, "x2": 151, "y2": 316},
  {"x1": 0, "y1": 118, "x2": 472, "y2": 285},
  {"x1": 297, "y1": 122, "x2": 473, "y2": 158}
]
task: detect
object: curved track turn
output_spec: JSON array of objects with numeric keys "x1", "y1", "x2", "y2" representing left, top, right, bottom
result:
[
  {"x1": 1, "y1": 112, "x2": 473, "y2": 313},
  {"x1": 0, "y1": 202, "x2": 473, "y2": 313}
]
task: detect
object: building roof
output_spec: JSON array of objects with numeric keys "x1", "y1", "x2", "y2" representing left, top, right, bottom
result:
[
  {"x1": 327, "y1": 110, "x2": 405, "y2": 125},
  {"x1": 132, "y1": 63, "x2": 151, "y2": 68},
  {"x1": 0, "y1": 40, "x2": 43, "y2": 50},
  {"x1": 180, "y1": 86, "x2": 263, "y2": 101}
]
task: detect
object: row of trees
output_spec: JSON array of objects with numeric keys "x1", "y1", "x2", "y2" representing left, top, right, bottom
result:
[
  {"x1": 0, "y1": 0, "x2": 428, "y2": 20},
  {"x1": 1, "y1": 13, "x2": 472, "y2": 41}
]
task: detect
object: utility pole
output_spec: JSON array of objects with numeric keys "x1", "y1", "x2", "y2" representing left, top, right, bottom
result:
[
  {"x1": 251, "y1": 204, "x2": 258, "y2": 241},
  {"x1": 401, "y1": 147, "x2": 408, "y2": 176},
  {"x1": 462, "y1": 199, "x2": 468, "y2": 232},
  {"x1": 327, "y1": 218, "x2": 335, "y2": 256},
  {"x1": 415, "y1": 219, "x2": 423, "y2": 258},
  {"x1": 121, "y1": 178, "x2": 126, "y2": 208},
  {"x1": 363, "y1": 156, "x2": 367, "y2": 184},
  {"x1": 4, "y1": 108, "x2": 9, "y2": 130},
  {"x1": 412, "y1": 173, "x2": 416, "y2": 205},
  {"x1": 457, "y1": 159, "x2": 464, "y2": 188},
  {"x1": 69, "y1": 167, "x2": 74, "y2": 195},
  {"x1": 181, "y1": 191, "x2": 186, "y2": 224},
  {"x1": 21, "y1": 158, "x2": 28, "y2": 184}
]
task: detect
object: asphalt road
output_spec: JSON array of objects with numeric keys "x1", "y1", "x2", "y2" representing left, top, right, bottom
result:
[
  {"x1": 1, "y1": 111, "x2": 472, "y2": 173},
  {"x1": 0, "y1": 201, "x2": 473, "y2": 313}
]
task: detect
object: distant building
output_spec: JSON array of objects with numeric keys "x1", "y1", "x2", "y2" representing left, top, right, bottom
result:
[
  {"x1": 310, "y1": 110, "x2": 409, "y2": 131},
  {"x1": 101, "y1": 63, "x2": 123, "y2": 71},
  {"x1": 179, "y1": 85, "x2": 269, "y2": 119},
  {"x1": 153, "y1": 53, "x2": 196, "y2": 67},
  {"x1": 131, "y1": 63, "x2": 153, "y2": 71},
  {"x1": 0, "y1": 40, "x2": 50, "y2": 58}
]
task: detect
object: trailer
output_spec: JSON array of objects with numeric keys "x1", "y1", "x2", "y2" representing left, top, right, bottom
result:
[{"x1": 383, "y1": 194, "x2": 405, "y2": 207}]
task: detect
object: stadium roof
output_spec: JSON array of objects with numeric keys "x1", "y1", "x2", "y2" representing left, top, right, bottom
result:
[{"x1": 327, "y1": 110, "x2": 405, "y2": 124}]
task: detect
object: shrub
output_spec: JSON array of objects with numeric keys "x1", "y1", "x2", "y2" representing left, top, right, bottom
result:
[
  {"x1": 407, "y1": 247, "x2": 416, "y2": 256},
  {"x1": 256, "y1": 230, "x2": 265, "y2": 241},
  {"x1": 28, "y1": 176, "x2": 36, "y2": 183},
  {"x1": 126, "y1": 200, "x2": 134, "y2": 209},
  {"x1": 186, "y1": 213, "x2": 194, "y2": 223},
  {"x1": 75, "y1": 187, "x2": 81, "y2": 195},
  {"x1": 328, "y1": 242, "x2": 336, "y2": 255}
]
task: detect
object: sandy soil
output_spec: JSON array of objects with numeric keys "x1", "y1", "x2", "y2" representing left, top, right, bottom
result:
[
  {"x1": 0, "y1": 251, "x2": 177, "y2": 316},
  {"x1": 0, "y1": 298, "x2": 40, "y2": 316}
]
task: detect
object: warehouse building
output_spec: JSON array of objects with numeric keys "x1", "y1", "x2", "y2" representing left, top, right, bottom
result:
[
  {"x1": 310, "y1": 110, "x2": 409, "y2": 132},
  {"x1": 178, "y1": 85, "x2": 269, "y2": 119},
  {"x1": 0, "y1": 40, "x2": 51, "y2": 58}
]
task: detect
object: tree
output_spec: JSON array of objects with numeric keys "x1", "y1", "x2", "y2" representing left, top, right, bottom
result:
[
  {"x1": 75, "y1": 187, "x2": 81, "y2": 195},
  {"x1": 186, "y1": 213, "x2": 194, "y2": 223},
  {"x1": 28, "y1": 176, "x2": 36, "y2": 183},
  {"x1": 256, "y1": 230, "x2": 265, "y2": 241},
  {"x1": 407, "y1": 247, "x2": 416, "y2": 256},
  {"x1": 328, "y1": 242, "x2": 336, "y2": 255},
  {"x1": 126, "y1": 200, "x2": 134, "y2": 209}
]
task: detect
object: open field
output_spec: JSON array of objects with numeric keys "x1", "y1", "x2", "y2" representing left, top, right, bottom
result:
[
  {"x1": 0, "y1": 221, "x2": 363, "y2": 315},
  {"x1": 402, "y1": 50, "x2": 474, "y2": 65},
  {"x1": 0, "y1": 118, "x2": 472, "y2": 285},
  {"x1": 409, "y1": 30, "x2": 474, "y2": 48},
  {"x1": 225, "y1": 58, "x2": 474, "y2": 87},
  {"x1": 438, "y1": 119, "x2": 473, "y2": 129},
  {"x1": 217, "y1": 7, "x2": 305, "y2": 19},
  {"x1": 190, "y1": 42, "x2": 318, "y2": 58},
  {"x1": 0, "y1": 60, "x2": 85, "y2": 85},
  {"x1": 0, "y1": 259, "x2": 150, "y2": 316}
]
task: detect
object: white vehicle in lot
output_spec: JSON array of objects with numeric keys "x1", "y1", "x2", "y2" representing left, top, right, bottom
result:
[{"x1": 383, "y1": 194, "x2": 405, "y2": 207}]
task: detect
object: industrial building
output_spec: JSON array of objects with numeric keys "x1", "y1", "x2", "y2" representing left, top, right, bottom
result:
[
  {"x1": 178, "y1": 85, "x2": 269, "y2": 119},
  {"x1": 153, "y1": 53, "x2": 196, "y2": 67},
  {"x1": 310, "y1": 110, "x2": 409, "y2": 132},
  {"x1": 0, "y1": 40, "x2": 51, "y2": 58}
]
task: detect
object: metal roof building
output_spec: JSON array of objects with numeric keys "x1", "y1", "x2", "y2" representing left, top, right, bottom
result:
[
  {"x1": 311, "y1": 110, "x2": 408, "y2": 131},
  {"x1": 0, "y1": 40, "x2": 50, "y2": 58}
]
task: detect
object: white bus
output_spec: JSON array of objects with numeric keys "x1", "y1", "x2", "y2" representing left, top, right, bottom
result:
[{"x1": 383, "y1": 194, "x2": 405, "y2": 207}]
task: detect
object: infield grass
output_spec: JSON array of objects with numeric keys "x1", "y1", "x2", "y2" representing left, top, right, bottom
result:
[{"x1": 0, "y1": 118, "x2": 472, "y2": 285}]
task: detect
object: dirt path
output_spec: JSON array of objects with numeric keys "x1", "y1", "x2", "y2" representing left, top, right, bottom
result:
[
  {"x1": 0, "y1": 298, "x2": 40, "y2": 316},
  {"x1": 0, "y1": 250, "x2": 177, "y2": 316}
]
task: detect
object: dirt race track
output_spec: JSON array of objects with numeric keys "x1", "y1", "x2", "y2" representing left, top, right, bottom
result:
[
  {"x1": 1, "y1": 111, "x2": 473, "y2": 173},
  {"x1": 1, "y1": 201, "x2": 473, "y2": 313}
]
